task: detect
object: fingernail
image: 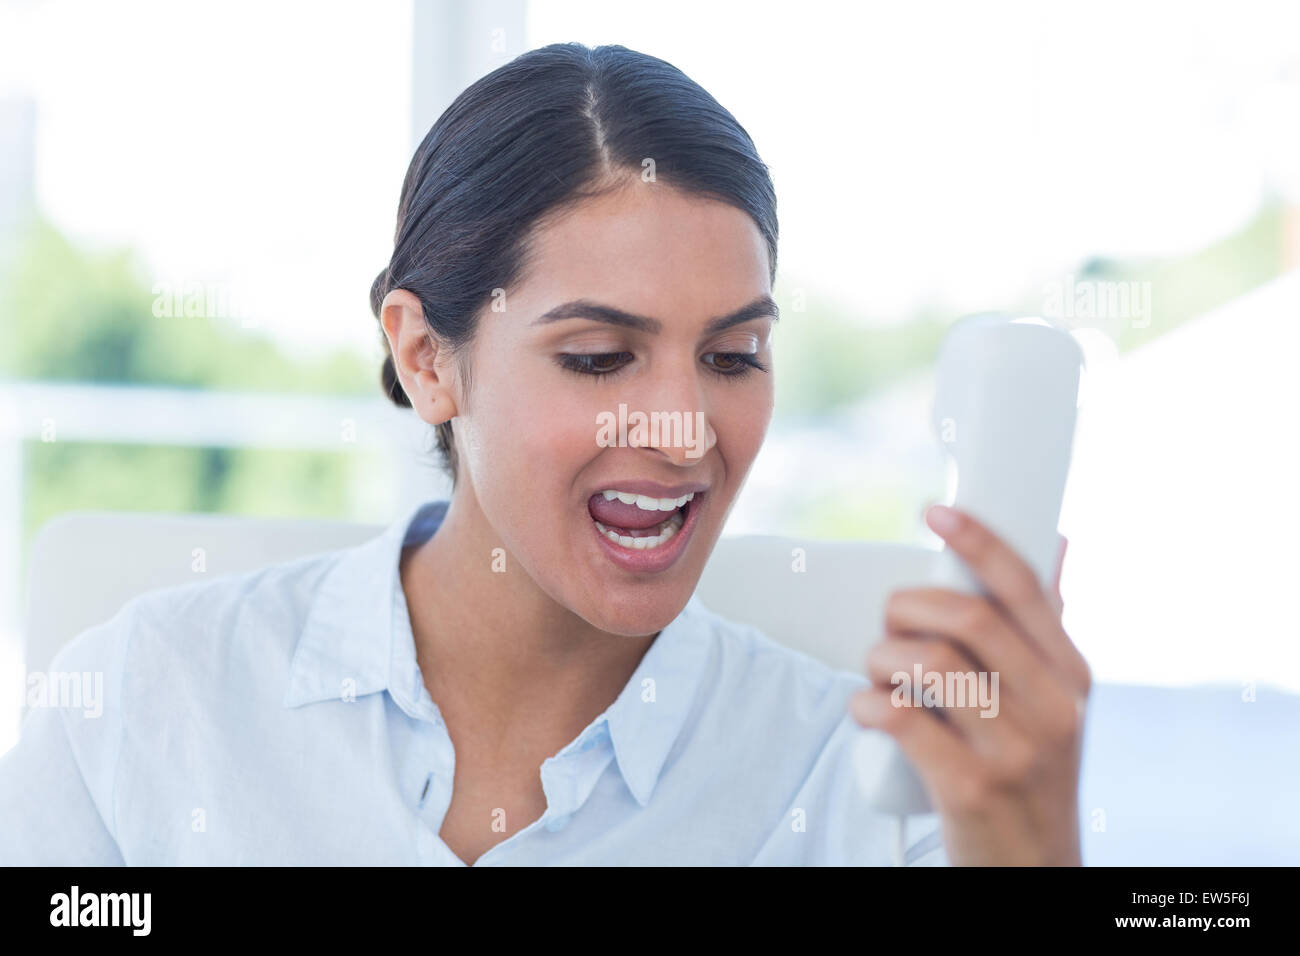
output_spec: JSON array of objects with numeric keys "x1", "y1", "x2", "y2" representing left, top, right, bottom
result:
[{"x1": 926, "y1": 504, "x2": 960, "y2": 534}]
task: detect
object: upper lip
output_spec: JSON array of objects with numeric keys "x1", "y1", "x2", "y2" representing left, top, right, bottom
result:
[{"x1": 590, "y1": 479, "x2": 711, "y2": 499}]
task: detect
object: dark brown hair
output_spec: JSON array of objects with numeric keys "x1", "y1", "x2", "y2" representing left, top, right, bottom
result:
[{"x1": 369, "y1": 42, "x2": 778, "y2": 485}]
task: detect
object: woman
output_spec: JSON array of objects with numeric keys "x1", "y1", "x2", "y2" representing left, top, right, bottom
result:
[{"x1": 0, "y1": 42, "x2": 1088, "y2": 866}]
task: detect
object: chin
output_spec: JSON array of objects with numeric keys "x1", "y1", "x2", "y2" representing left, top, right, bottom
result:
[{"x1": 579, "y1": 583, "x2": 696, "y2": 638}]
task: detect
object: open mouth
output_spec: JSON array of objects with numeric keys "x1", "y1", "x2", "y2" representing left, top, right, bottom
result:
[{"x1": 587, "y1": 490, "x2": 697, "y2": 551}]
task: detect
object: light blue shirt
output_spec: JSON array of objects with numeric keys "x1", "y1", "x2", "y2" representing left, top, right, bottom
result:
[{"x1": 0, "y1": 499, "x2": 948, "y2": 866}]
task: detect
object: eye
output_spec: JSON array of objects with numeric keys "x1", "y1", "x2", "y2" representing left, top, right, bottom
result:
[
  {"x1": 555, "y1": 351, "x2": 770, "y2": 379},
  {"x1": 556, "y1": 352, "x2": 634, "y2": 377},
  {"x1": 702, "y1": 352, "x2": 769, "y2": 378}
]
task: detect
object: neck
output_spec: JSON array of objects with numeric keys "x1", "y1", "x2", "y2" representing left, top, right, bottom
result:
[{"x1": 400, "y1": 485, "x2": 657, "y2": 752}]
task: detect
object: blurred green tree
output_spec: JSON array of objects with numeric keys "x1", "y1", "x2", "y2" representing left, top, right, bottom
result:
[{"x1": 0, "y1": 215, "x2": 379, "y2": 545}]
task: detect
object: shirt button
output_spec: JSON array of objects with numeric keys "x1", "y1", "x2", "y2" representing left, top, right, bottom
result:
[{"x1": 544, "y1": 813, "x2": 572, "y2": 832}]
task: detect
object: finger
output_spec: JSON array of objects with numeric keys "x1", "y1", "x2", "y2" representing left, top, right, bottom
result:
[
  {"x1": 1050, "y1": 535, "x2": 1067, "y2": 616},
  {"x1": 865, "y1": 634, "x2": 1022, "y2": 754},
  {"x1": 1052, "y1": 534, "x2": 1068, "y2": 596},
  {"x1": 926, "y1": 505, "x2": 1089, "y2": 692},
  {"x1": 849, "y1": 684, "x2": 981, "y2": 814},
  {"x1": 880, "y1": 588, "x2": 1067, "y2": 733}
]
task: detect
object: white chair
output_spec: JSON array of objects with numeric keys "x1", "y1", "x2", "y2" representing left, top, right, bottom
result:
[{"x1": 19, "y1": 509, "x2": 1300, "y2": 865}]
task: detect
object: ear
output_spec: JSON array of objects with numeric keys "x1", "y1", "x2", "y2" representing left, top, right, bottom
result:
[{"x1": 379, "y1": 288, "x2": 459, "y2": 426}]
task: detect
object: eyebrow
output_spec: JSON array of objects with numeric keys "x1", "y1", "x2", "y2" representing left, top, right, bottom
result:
[{"x1": 531, "y1": 294, "x2": 780, "y2": 335}]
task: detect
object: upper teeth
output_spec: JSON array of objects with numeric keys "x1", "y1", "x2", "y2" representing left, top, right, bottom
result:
[{"x1": 600, "y1": 490, "x2": 695, "y2": 512}]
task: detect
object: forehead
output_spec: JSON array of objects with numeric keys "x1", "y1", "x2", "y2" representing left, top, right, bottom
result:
[{"x1": 514, "y1": 182, "x2": 771, "y2": 323}]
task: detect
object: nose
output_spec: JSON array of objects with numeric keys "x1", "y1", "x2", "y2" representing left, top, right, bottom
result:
[{"x1": 625, "y1": 361, "x2": 718, "y2": 467}]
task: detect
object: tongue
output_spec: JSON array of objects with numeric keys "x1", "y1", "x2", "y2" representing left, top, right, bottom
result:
[{"x1": 588, "y1": 494, "x2": 676, "y2": 531}]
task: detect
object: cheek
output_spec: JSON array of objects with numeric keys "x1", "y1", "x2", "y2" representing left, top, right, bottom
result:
[
  {"x1": 511, "y1": 384, "x2": 604, "y2": 479},
  {"x1": 714, "y1": 380, "x2": 773, "y2": 465},
  {"x1": 461, "y1": 370, "x2": 599, "y2": 517}
]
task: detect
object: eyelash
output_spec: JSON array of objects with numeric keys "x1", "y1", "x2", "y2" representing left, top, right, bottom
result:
[{"x1": 556, "y1": 352, "x2": 769, "y2": 380}]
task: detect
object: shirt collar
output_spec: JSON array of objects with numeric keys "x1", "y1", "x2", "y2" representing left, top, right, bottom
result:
[
  {"x1": 601, "y1": 602, "x2": 710, "y2": 806},
  {"x1": 283, "y1": 498, "x2": 444, "y2": 710},
  {"x1": 283, "y1": 498, "x2": 712, "y2": 809}
]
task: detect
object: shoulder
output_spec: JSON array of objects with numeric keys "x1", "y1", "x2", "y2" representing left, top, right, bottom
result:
[
  {"x1": 8, "y1": 545, "x2": 358, "y2": 860},
  {"x1": 680, "y1": 601, "x2": 951, "y2": 866},
  {"x1": 48, "y1": 545, "x2": 349, "y2": 703},
  {"x1": 678, "y1": 596, "x2": 867, "y2": 770},
  {"x1": 37, "y1": 544, "x2": 355, "y2": 796},
  {"x1": 685, "y1": 596, "x2": 867, "y2": 713}
]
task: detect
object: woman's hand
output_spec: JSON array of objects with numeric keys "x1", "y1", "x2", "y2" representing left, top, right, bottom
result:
[{"x1": 848, "y1": 504, "x2": 1090, "y2": 866}]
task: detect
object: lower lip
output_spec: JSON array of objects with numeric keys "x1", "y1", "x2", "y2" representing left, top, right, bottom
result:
[{"x1": 589, "y1": 494, "x2": 704, "y2": 574}]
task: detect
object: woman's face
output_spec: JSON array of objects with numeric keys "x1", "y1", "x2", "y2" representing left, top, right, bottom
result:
[{"x1": 453, "y1": 181, "x2": 775, "y2": 637}]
